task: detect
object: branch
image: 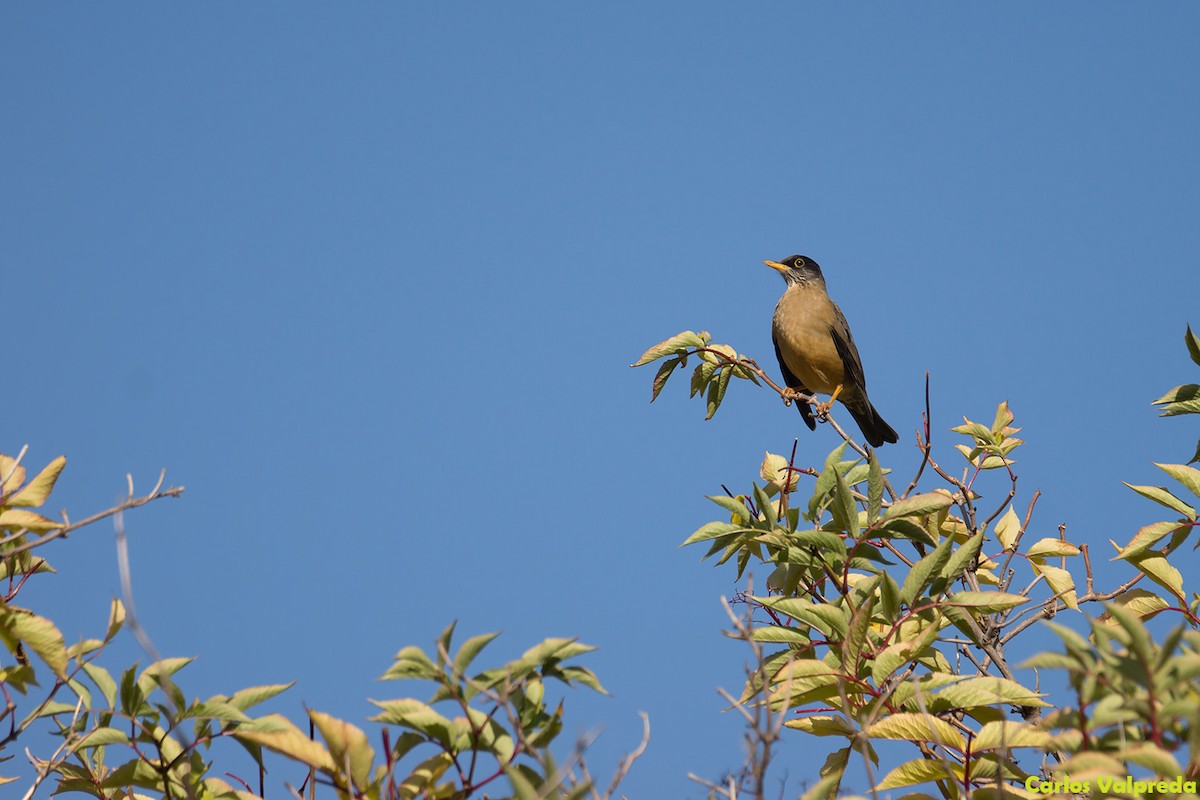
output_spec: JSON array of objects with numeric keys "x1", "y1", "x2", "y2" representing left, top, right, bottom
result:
[{"x1": 1, "y1": 474, "x2": 184, "y2": 557}]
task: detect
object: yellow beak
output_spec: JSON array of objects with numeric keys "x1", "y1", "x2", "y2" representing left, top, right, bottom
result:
[{"x1": 763, "y1": 260, "x2": 789, "y2": 273}]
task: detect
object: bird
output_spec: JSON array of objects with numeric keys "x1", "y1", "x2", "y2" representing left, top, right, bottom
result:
[{"x1": 764, "y1": 254, "x2": 899, "y2": 447}]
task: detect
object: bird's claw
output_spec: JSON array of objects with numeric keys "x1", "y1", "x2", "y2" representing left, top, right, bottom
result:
[
  {"x1": 813, "y1": 385, "x2": 845, "y2": 420},
  {"x1": 781, "y1": 387, "x2": 806, "y2": 407}
]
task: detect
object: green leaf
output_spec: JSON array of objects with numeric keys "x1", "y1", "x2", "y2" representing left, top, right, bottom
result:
[
  {"x1": 784, "y1": 715, "x2": 855, "y2": 737},
  {"x1": 228, "y1": 682, "x2": 295, "y2": 711},
  {"x1": 690, "y1": 361, "x2": 716, "y2": 398},
  {"x1": 1125, "y1": 483, "x2": 1197, "y2": 519},
  {"x1": 755, "y1": 597, "x2": 850, "y2": 640},
  {"x1": 631, "y1": 330, "x2": 707, "y2": 367},
  {"x1": 807, "y1": 443, "x2": 849, "y2": 519},
  {"x1": 900, "y1": 535, "x2": 954, "y2": 606},
  {"x1": 555, "y1": 664, "x2": 607, "y2": 694},
  {"x1": 519, "y1": 637, "x2": 595, "y2": 665},
  {"x1": 1156, "y1": 462, "x2": 1200, "y2": 502},
  {"x1": 1124, "y1": 742, "x2": 1184, "y2": 777},
  {"x1": 1100, "y1": 588, "x2": 1170, "y2": 622},
  {"x1": 1121, "y1": 551, "x2": 1184, "y2": 599},
  {"x1": 453, "y1": 631, "x2": 501, "y2": 677},
  {"x1": 1118, "y1": 520, "x2": 1187, "y2": 557},
  {"x1": 951, "y1": 418, "x2": 994, "y2": 442},
  {"x1": 105, "y1": 598, "x2": 126, "y2": 642},
  {"x1": 191, "y1": 700, "x2": 254, "y2": 724},
  {"x1": 707, "y1": 494, "x2": 754, "y2": 522},
  {"x1": 939, "y1": 532, "x2": 984, "y2": 585},
  {"x1": 932, "y1": 676, "x2": 1048, "y2": 710},
  {"x1": 0, "y1": 608, "x2": 68, "y2": 679},
  {"x1": 971, "y1": 720, "x2": 1051, "y2": 750},
  {"x1": 870, "y1": 640, "x2": 915, "y2": 684},
  {"x1": 883, "y1": 491, "x2": 954, "y2": 520},
  {"x1": 705, "y1": 363, "x2": 733, "y2": 419},
  {"x1": 136, "y1": 656, "x2": 192, "y2": 696},
  {"x1": 381, "y1": 646, "x2": 439, "y2": 681},
  {"x1": 798, "y1": 771, "x2": 846, "y2": 800},
  {"x1": 83, "y1": 663, "x2": 119, "y2": 708},
  {"x1": 681, "y1": 520, "x2": 745, "y2": 546},
  {"x1": 1101, "y1": 602, "x2": 1154, "y2": 665},
  {"x1": 867, "y1": 451, "x2": 883, "y2": 522},
  {"x1": 752, "y1": 658, "x2": 842, "y2": 705},
  {"x1": 395, "y1": 753, "x2": 453, "y2": 799},
  {"x1": 650, "y1": 357, "x2": 680, "y2": 401},
  {"x1": 944, "y1": 591, "x2": 1029, "y2": 612},
  {"x1": 991, "y1": 401, "x2": 1015, "y2": 436},
  {"x1": 753, "y1": 482, "x2": 777, "y2": 528},
  {"x1": 750, "y1": 626, "x2": 810, "y2": 644},
  {"x1": 828, "y1": 467, "x2": 859, "y2": 539},
  {"x1": 73, "y1": 727, "x2": 132, "y2": 750},
  {"x1": 842, "y1": 587, "x2": 876, "y2": 672},
  {"x1": 368, "y1": 698, "x2": 455, "y2": 745},
  {"x1": 1188, "y1": 324, "x2": 1200, "y2": 367}
]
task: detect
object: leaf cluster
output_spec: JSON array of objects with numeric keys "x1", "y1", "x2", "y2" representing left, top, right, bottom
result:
[
  {"x1": 1, "y1": 453, "x2": 628, "y2": 800},
  {"x1": 1151, "y1": 325, "x2": 1200, "y2": 464},
  {"x1": 637, "y1": 326, "x2": 1200, "y2": 798}
]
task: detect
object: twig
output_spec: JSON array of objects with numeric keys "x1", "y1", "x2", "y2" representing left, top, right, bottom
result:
[{"x1": 0, "y1": 479, "x2": 184, "y2": 556}]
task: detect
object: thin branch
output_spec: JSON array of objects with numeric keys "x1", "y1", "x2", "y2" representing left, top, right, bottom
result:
[{"x1": 0, "y1": 481, "x2": 184, "y2": 556}]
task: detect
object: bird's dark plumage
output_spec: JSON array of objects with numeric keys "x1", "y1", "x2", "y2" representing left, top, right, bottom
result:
[{"x1": 765, "y1": 254, "x2": 898, "y2": 447}]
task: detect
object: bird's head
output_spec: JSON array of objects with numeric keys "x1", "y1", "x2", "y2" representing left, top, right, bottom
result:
[{"x1": 763, "y1": 254, "x2": 825, "y2": 287}]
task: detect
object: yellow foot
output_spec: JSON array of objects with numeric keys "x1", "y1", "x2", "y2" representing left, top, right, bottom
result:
[{"x1": 813, "y1": 385, "x2": 844, "y2": 419}]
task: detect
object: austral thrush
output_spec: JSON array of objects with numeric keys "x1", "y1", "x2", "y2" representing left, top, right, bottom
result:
[{"x1": 765, "y1": 255, "x2": 898, "y2": 448}]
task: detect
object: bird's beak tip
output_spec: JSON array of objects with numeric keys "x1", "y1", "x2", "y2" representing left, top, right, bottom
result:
[{"x1": 763, "y1": 260, "x2": 788, "y2": 273}]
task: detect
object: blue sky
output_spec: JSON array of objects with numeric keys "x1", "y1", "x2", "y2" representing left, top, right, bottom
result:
[{"x1": 3, "y1": 4, "x2": 1199, "y2": 797}]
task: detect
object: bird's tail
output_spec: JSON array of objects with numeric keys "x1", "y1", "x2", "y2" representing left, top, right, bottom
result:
[{"x1": 846, "y1": 402, "x2": 899, "y2": 448}]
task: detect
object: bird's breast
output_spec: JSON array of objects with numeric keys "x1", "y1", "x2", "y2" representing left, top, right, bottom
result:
[{"x1": 772, "y1": 285, "x2": 844, "y2": 395}]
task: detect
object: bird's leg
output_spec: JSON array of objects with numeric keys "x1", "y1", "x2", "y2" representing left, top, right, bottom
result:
[{"x1": 813, "y1": 384, "x2": 845, "y2": 419}]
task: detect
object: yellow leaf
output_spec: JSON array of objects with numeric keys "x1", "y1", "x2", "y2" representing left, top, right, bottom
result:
[
  {"x1": 875, "y1": 757, "x2": 959, "y2": 790},
  {"x1": 972, "y1": 720, "x2": 1051, "y2": 750},
  {"x1": 0, "y1": 456, "x2": 26, "y2": 498},
  {"x1": 0, "y1": 509, "x2": 61, "y2": 532},
  {"x1": 310, "y1": 709, "x2": 375, "y2": 789},
  {"x1": 988, "y1": 506, "x2": 1017, "y2": 551},
  {"x1": 1025, "y1": 537, "x2": 1080, "y2": 558},
  {"x1": 7, "y1": 456, "x2": 66, "y2": 508},
  {"x1": 1031, "y1": 563, "x2": 1078, "y2": 609},
  {"x1": 0, "y1": 607, "x2": 68, "y2": 678},
  {"x1": 396, "y1": 752, "x2": 453, "y2": 800},
  {"x1": 235, "y1": 714, "x2": 336, "y2": 772},
  {"x1": 865, "y1": 712, "x2": 962, "y2": 747},
  {"x1": 760, "y1": 452, "x2": 798, "y2": 493}
]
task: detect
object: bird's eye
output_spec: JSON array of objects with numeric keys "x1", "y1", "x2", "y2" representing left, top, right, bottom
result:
[{"x1": 794, "y1": 257, "x2": 805, "y2": 267}]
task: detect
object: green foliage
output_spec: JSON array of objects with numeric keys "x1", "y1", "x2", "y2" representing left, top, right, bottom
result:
[
  {"x1": 632, "y1": 330, "x2": 765, "y2": 419},
  {"x1": 1026, "y1": 608, "x2": 1200, "y2": 784},
  {"x1": 639, "y1": 324, "x2": 1200, "y2": 799},
  {"x1": 1151, "y1": 324, "x2": 1200, "y2": 463},
  {"x1": 1, "y1": 453, "x2": 625, "y2": 799}
]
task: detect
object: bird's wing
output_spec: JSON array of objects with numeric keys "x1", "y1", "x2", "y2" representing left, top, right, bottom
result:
[
  {"x1": 829, "y1": 304, "x2": 868, "y2": 394},
  {"x1": 772, "y1": 331, "x2": 816, "y2": 430}
]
